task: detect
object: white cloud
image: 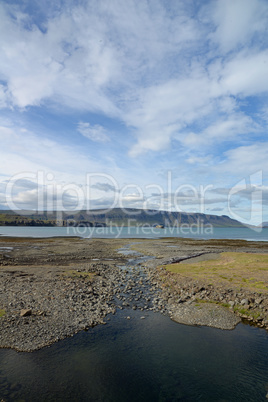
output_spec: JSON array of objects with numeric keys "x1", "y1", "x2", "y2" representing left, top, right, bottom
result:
[
  {"x1": 220, "y1": 143, "x2": 268, "y2": 175},
  {"x1": 183, "y1": 113, "x2": 257, "y2": 148},
  {"x1": 0, "y1": 3, "x2": 121, "y2": 114},
  {"x1": 7, "y1": 187, "x2": 80, "y2": 211},
  {"x1": 0, "y1": 2, "x2": 202, "y2": 124},
  {"x1": 220, "y1": 50, "x2": 268, "y2": 96},
  {"x1": 77, "y1": 122, "x2": 109, "y2": 143},
  {"x1": 0, "y1": 122, "x2": 110, "y2": 181},
  {"x1": 0, "y1": 0, "x2": 267, "y2": 220},
  {"x1": 1, "y1": 0, "x2": 267, "y2": 159},
  {"x1": 0, "y1": 84, "x2": 9, "y2": 108},
  {"x1": 127, "y1": 74, "x2": 217, "y2": 156},
  {"x1": 127, "y1": 46, "x2": 267, "y2": 155},
  {"x1": 186, "y1": 156, "x2": 211, "y2": 165},
  {"x1": 207, "y1": 0, "x2": 268, "y2": 53},
  {"x1": 91, "y1": 183, "x2": 118, "y2": 192}
]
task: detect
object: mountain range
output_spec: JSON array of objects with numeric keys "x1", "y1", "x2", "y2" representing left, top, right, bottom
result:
[{"x1": 0, "y1": 208, "x2": 247, "y2": 227}]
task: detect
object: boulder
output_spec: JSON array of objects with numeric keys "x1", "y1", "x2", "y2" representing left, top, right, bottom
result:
[{"x1": 20, "y1": 309, "x2": 32, "y2": 317}]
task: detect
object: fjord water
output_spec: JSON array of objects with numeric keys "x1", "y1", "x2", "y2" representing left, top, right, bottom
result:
[
  {"x1": 0, "y1": 311, "x2": 268, "y2": 401},
  {"x1": 0, "y1": 225, "x2": 267, "y2": 241}
]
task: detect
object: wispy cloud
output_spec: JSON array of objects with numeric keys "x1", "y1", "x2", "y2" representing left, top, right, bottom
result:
[
  {"x1": 206, "y1": 0, "x2": 268, "y2": 53},
  {"x1": 0, "y1": 0, "x2": 267, "y2": 222},
  {"x1": 77, "y1": 122, "x2": 110, "y2": 143},
  {"x1": 91, "y1": 182, "x2": 118, "y2": 192}
]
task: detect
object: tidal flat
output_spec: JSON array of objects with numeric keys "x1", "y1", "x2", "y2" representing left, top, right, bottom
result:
[{"x1": 0, "y1": 236, "x2": 267, "y2": 352}]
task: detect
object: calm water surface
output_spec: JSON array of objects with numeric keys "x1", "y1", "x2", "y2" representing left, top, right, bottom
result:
[
  {"x1": 0, "y1": 226, "x2": 267, "y2": 241},
  {"x1": 0, "y1": 311, "x2": 268, "y2": 401}
]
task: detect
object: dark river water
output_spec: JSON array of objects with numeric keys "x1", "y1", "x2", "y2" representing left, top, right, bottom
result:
[{"x1": 0, "y1": 310, "x2": 268, "y2": 401}]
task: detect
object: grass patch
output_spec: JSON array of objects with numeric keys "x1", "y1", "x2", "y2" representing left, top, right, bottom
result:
[
  {"x1": 233, "y1": 306, "x2": 250, "y2": 315},
  {"x1": 195, "y1": 299, "x2": 230, "y2": 308},
  {"x1": 164, "y1": 252, "x2": 268, "y2": 293},
  {"x1": 0, "y1": 309, "x2": 6, "y2": 317},
  {"x1": 233, "y1": 306, "x2": 261, "y2": 319},
  {"x1": 63, "y1": 270, "x2": 95, "y2": 281}
]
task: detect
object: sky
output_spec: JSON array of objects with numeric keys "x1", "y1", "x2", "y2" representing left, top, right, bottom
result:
[{"x1": 0, "y1": 0, "x2": 268, "y2": 226}]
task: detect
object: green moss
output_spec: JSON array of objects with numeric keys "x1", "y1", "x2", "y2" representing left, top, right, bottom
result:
[
  {"x1": 195, "y1": 301, "x2": 261, "y2": 321},
  {"x1": 220, "y1": 302, "x2": 230, "y2": 308},
  {"x1": 233, "y1": 306, "x2": 261, "y2": 320},
  {"x1": 63, "y1": 270, "x2": 95, "y2": 281},
  {"x1": 234, "y1": 306, "x2": 249, "y2": 315},
  {"x1": 0, "y1": 309, "x2": 6, "y2": 317},
  {"x1": 251, "y1": 312, "x2": 261, "y2": 320},
  {"x1": 195, "y1": 299, "x2": 229, "y2": 309},
  {"x1": 253, "y1": 281, "x2": 267, "y2": 289}
]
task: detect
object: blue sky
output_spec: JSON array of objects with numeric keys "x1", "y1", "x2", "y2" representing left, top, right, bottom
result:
[{"x1": 0, "y1": 0, "x2": 268, "y2": 225}]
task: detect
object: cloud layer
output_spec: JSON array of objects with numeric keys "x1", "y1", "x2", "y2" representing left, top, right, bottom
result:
[{"x1": 0, "y1": 0, "x2": 267, "y2": 223}]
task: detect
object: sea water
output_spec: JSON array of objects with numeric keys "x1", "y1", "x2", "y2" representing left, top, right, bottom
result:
[{"x1": 0, "y1": 225, "x2": 267, "y2": 241}]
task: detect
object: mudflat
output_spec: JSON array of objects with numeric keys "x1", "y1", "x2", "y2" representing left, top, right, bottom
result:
[{"x1": 0, "y1": 236, "x2": 267, "y2": 351}]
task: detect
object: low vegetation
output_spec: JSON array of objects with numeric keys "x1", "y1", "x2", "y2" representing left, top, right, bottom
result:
[
  {"x1": 62, "y1": 270, "x2": 95, "y2": 281},
  {"x1": 164, "y1": 252, "x2": 268, "y2": 293}
]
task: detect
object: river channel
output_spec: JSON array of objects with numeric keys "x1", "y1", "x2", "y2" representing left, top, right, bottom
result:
[{"x1": 0, "y1": 245, "x2": 268, "y2": 401}]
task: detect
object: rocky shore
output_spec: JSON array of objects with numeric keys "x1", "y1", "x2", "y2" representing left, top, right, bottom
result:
[
  {"x1": 0, "y1": 238, "x2": 165, "y2": 351},
  {"x1": 148, "y1": 263, "x2": 268, "y2": 329},
  {"x1": 135, "y1": 239, "x2": 268, "y2": 330},
  {"x1": 0, "y1": 236, "x2": 267, "y2": 352}
]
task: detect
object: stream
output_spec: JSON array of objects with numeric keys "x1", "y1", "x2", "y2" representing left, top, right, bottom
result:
[{"x1": 0, "y1": 245, "x2": 268, "y2": 401}]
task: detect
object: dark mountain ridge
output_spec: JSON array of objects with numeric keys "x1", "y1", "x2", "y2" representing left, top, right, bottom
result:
[{"x1": 0, "y1": 208, "x2": 246, "y2": 227}]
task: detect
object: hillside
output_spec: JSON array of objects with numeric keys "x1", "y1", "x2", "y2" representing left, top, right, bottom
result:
[
  {"x1": 0, "y1": 208, "x2": 245, "y2": 227},
  {"x1": 261, "y1": 222, "x2": 268, "y2": 228}
]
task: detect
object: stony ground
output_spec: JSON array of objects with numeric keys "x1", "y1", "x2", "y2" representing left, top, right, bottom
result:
[
  {"x1": 132, "y1": 238, "x2": 268, "y2": 329},
  {"x1": 0, "y1": 237, "x2": 127, "y2": 351},
  {"x1": 0, "y1": 237, "x2": 164, "y2": 351},
  {"x1": 0, "y1": 236, "x2": 267, "y2": 352}
]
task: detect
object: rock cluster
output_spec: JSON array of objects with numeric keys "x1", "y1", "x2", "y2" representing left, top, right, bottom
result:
[
  {"x1": 0, "y1": 262, "x2": 122, "y2": 351},
  {"x1": 0, "y1": 259, "x2": 166, "y2": 352},
  {"x1": 148, "y1": 266, "x2": 268, "y2": 329}
]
